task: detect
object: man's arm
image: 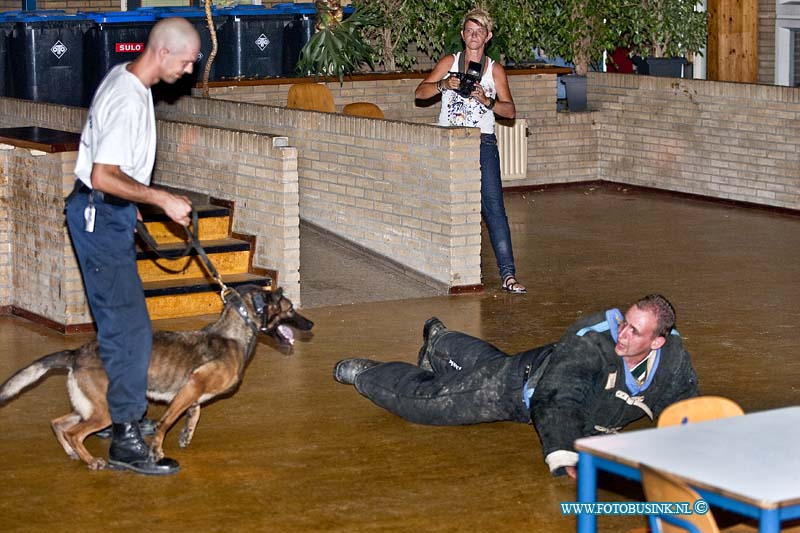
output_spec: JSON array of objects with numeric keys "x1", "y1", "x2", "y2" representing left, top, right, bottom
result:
[
  {"x1": 90, "y1": 163, "x2": 192, "y2": 227},
  {"x1": 650, "y1": 345, "x2": 700, "y2": 419},
  {"x1": 530, "y1": 336, "x2": 605, "y2": 475}
]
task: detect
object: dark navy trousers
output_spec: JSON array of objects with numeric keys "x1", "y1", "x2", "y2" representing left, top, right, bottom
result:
[
  {"x1": 65, "y1": 185, "x2": 152, "y2": 423},
  {"x1": 353, "y1": 331, "x2": 536, "y2": 426}
]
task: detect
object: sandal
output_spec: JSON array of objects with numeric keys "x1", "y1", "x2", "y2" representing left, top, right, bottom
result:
[{"x1": 502, "y1": 275, "x2": 527, "y2": 294}]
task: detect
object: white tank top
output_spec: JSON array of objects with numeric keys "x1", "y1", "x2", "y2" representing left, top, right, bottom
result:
[{"x1": 437, "y1": 52, "x2": 496, "y2": 134}]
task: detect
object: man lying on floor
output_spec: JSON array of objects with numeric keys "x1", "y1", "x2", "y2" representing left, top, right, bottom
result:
[{"x1": 333, "y1": 294, "x2": 698, "y2": 478}]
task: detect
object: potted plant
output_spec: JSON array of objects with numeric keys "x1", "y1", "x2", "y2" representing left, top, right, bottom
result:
[
  {"x1": 534, "y1": 0, "x2": 623, "y2": 110},
  {"x1": 624, "y1": 0, "x2": 707, "y2": 77},
  {"x1": 350, "y1": 0, "x2": 421, "y2": 72},
  {"x1": 296, "y1": 0, "x2": 376, "y2": 83}
]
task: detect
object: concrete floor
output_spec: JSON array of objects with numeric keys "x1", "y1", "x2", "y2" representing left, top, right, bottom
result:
[{"x1": 1, "y1": 183, "x2": 799, "y2": 531}]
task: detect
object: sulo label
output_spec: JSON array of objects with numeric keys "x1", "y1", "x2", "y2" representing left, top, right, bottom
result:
[{"x1": 116, "y1": 42, "x2": 145, "y2": 53}]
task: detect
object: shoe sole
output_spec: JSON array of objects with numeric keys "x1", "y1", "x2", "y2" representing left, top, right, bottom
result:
[{"x1": 107, "y1": 460, "x2": 180, "y2": 476}]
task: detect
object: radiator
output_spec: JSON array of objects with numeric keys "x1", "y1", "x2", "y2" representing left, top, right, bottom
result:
[{"x1": 495, "y1": 119, "x2": 528, "y2": 182}]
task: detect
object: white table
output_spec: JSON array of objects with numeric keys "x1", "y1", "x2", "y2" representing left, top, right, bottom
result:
[{"x1": 574, "y1": 406, "x2": 800, "y2": 533}]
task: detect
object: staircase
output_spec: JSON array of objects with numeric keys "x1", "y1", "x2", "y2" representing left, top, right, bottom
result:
[{"x1": 136, "y1": 195, "x2": 273, "y2": 321}]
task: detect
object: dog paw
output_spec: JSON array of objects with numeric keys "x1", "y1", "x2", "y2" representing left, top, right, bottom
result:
[
  {"x1": 151, "y1": 447, "x2": 165, "y2": 461},
  {"x1": 88, "y1": 458, "x2": 106, "y2": 471},
  {"x1": 178, "y1": 429, "x2": 193, "y2": 448}
]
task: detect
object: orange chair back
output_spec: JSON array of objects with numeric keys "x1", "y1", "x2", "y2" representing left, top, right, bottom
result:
[
  {"x1": 657, "y1": 396, "x2": 744, "y2": 428},
  {"x1": 287, "y1": 83, "x2": 336, "y2": 113},
  {"x1": 342, "y1": 102, "x2": 384, "y2": 119}
]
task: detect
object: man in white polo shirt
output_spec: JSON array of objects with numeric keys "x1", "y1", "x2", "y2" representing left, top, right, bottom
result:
[{"x1": 65, "y1": 17, "x2": 199, "y2": 476}]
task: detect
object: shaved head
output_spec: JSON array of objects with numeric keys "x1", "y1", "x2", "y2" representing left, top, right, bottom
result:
[
  {"x1": 131, "y1": 17, "x2": 201, "y2": 87},
  {"x1": 147, "y1": 17, "x2": 200, "y2": 54}
]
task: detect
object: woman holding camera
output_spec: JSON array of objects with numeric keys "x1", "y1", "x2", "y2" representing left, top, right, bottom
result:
[{"x1": 415, "y1": 7, "x2": 526, "y2": 294}]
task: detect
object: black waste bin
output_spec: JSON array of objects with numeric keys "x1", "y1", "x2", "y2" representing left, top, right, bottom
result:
[
  {"x1": 215, "y1": 6, "x2": 293, "y2": 80},
  {"x1": 9, "y1": 13, "x2": 89, "y2": 107},
  {"x1": 0, "y1": 13, "x2": 18, "y2": 97},
  {"x1": 82, "y1": 11, "x2": 156, "y2": 106},
  {"x1": 278, "y1": 3, "x2": 315, "y2": 76}
]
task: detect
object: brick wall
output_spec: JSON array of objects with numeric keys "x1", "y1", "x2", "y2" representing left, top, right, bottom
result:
[
  {"x1": 0, "y1": 100, "x2": 87, "y2": 327},
  {"x1": 591, "y1": 72, "x2": 800, "y2": 209},
  {"x1": 199, "y1": 71, "x2": 598, "y2": 188},
  {"x1": 199, "y1": 71, "x2": 799, "y2": 210},
  {"x1": 0, "y1": 145, "x2": 90, "y2": 326},
  {"x1": 0, "y1": 98, "x2": 85, "y2": 132},
  {"x1": 156, "y1": 96, "x2": 484, "y2": 289},
  {"x1": 39, "y1": 0, "x2": 121, "y2": 11},
  {"x1": 0, "y1": 149, "x2": 10, "y2": 307},
  {"x1": 506, "y1": 74, "x2": 599, "y2": 187},
  {"x1": 154, "y1": 120, "x2": 301, "y2": 302},
  {"x1": 202, "y1": 78, "x2": 441, "y2": 123}
]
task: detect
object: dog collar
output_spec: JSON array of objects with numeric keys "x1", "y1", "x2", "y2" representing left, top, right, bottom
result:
[{"x1": 222, "y1": 289, "x2": 260, "y2": 335}]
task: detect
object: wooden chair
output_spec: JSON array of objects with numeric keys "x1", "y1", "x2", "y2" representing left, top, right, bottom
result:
[
  {"x1": 642, "y1": 464, "x2": 800, "y2": 533},
  {"x1": 641, "y1": 464, "x2": 725, "y2": 533},
  {"x1": 342, "y1": 102, "x2": 384, "y2": 119},
  {"x1": 657, "y1": 396, "x2": 744, "y2": 428},
  {"x1": 287, "y1": 83, "x2": 336, "y2": 113}
]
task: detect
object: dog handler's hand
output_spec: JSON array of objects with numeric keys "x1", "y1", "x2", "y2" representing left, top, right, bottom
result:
[{"x1": 160, "y1": 191, "x2": 193, "y2": 227}]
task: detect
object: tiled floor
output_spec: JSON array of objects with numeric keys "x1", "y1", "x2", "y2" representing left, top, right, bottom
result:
[{"x1": 1, "y1": 183, "x2": 798, "y2": 531}]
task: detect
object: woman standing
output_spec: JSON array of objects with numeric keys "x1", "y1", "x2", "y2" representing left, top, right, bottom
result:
[{"x1": 415, "y1": 7, "x2": 526, "y2": 294}]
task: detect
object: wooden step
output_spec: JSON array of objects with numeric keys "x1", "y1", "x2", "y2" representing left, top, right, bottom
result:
[
  {"x1": 144, "y1": 273, "x2": 272, "y2": 320},
  {"x1": 138, "y1": 204, "x2": 231, "y2": 244},
  {"x1": 136, "y1": 238, "x2": 251, "y2": 283},
  {"x1": 135, "y1": 194, "x2": 275, "y2": 321}
]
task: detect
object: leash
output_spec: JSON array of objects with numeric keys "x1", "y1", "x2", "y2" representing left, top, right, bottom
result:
[
  {"x1": 136, "y1": 209, "x2": 265, "y2": 334},
  {"x1": 135, "y1": 209, "x2": 229, "y2": 295}
]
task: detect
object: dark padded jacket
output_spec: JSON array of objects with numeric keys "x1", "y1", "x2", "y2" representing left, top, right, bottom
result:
[{"x1": 528, "y1": 309, "x2": 699, "y2": 475}]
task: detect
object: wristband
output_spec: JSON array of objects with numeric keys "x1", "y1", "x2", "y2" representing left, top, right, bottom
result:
[
  {"x1": 436, "y1": 80, "x2": 444, "y2": 93},
  {"x1": 486, "y1": 97, "x2": 496, "y2": 110}
]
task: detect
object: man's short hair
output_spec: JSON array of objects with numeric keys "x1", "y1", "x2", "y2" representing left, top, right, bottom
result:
[
  {"x1": 635, "y1": 294, "x2": 676, "y2": 338},
  {"x1": 462, "y1": 7, "x2": 493, "y2": 34}
]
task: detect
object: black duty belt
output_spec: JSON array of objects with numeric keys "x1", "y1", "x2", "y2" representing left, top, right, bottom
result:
[{"x1": 74, "y1": 181, "x2": 130, "y2": 207}]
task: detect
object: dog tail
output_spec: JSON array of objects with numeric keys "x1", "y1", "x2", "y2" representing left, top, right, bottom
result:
[{"x1": 0, "y1": 350, "x2": 74, "y2": 405}]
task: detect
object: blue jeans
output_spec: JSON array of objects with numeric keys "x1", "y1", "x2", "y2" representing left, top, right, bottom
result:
[
  {"x1": 65, "y1": 185, "x2": 152, "y2": 423},
  {"x1": 480, "y1": 133, "x2": 516, "y2": 280}
]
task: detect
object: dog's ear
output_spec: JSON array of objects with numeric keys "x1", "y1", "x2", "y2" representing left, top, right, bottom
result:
[{"x1": 275, "y1": 287, "x2": 283, "y2": 299}]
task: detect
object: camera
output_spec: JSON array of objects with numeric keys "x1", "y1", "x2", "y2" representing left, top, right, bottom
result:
[{"x1": 453, "y1": 60, "x2": 483, "y2": 97}]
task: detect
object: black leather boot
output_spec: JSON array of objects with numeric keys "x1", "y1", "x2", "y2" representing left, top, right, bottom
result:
[
  {"x1": 94, "y1": 416, "x2": 156, "y2": 439},
  {"x1": 417, "y1": 317, "x2": 448, "y2": 371},
  {"x1": 108, "y1": 422, "x2": 180, "y2": 476},
  {"x1": 332, "y1": 358, "x2": 380, "y2": 385}
]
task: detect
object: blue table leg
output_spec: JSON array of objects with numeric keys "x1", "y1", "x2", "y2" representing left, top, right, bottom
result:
[
  {"x1": 577, "y1": 451, "x2": 597, "y2": 533},
  {"x1": 759, "y1": 508, "x2": 779, "y2": 533}
]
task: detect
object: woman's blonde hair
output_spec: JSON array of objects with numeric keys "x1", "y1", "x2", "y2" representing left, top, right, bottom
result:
[{"x1": 461, "y1": 7, "x2": 493, "y2": 34}]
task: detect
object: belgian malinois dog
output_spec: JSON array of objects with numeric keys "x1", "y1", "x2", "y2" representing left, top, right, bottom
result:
[{"x1": 0, "y1": 285, "x2": 313, "y2": 470}]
